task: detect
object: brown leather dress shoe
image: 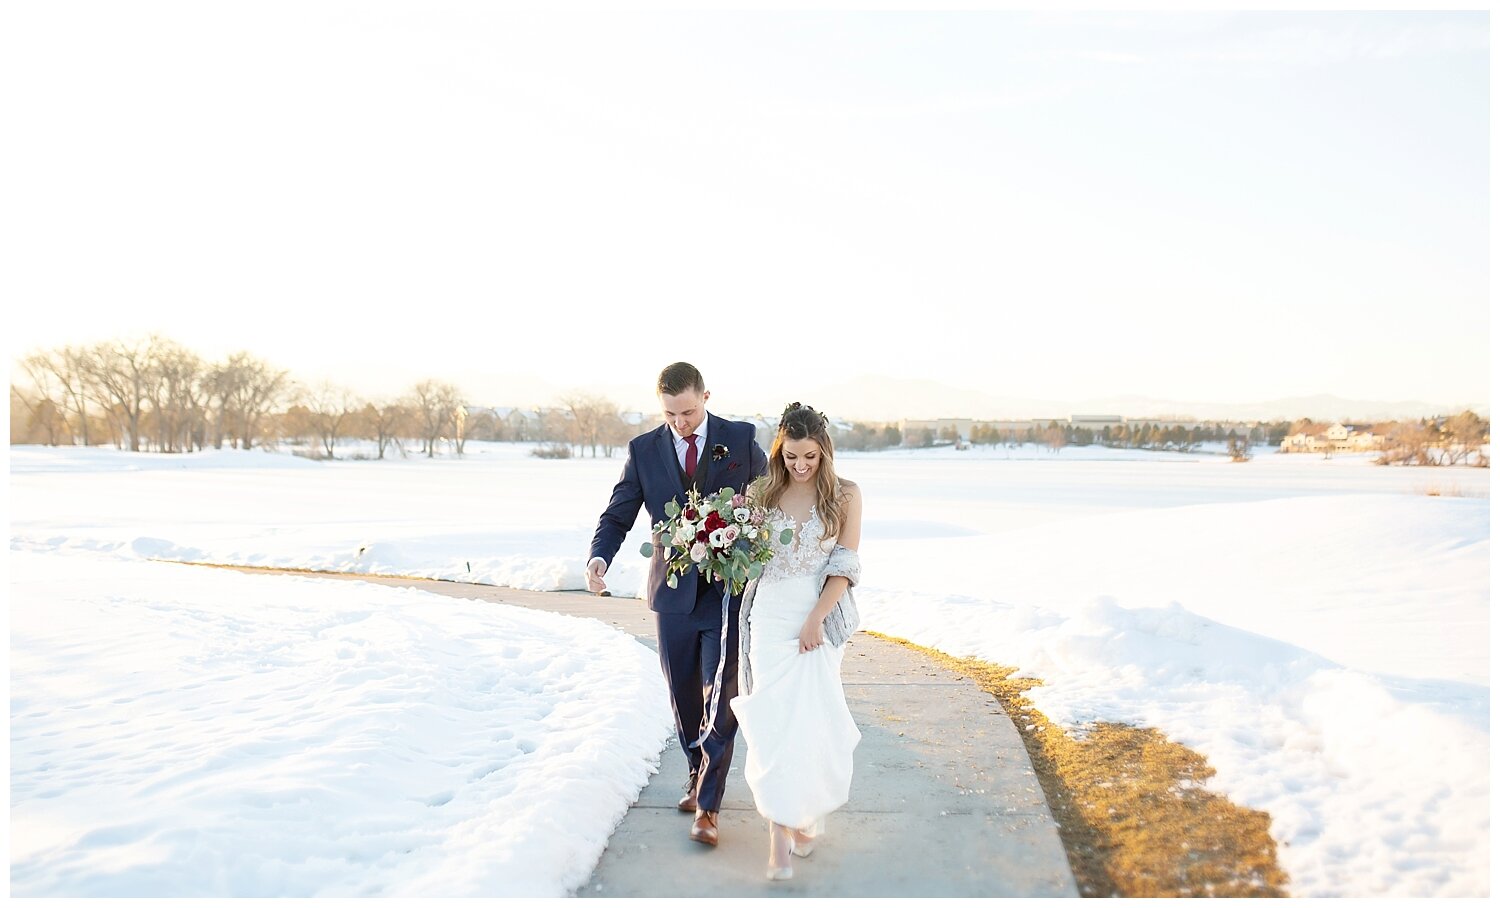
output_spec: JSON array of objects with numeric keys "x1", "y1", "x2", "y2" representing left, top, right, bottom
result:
[
  {"x1": 689, "y1": 809, "x2": 719, "y2": 846},
  {"x1": 677, "y1": 790, "x2": 698, "y2": 813}
]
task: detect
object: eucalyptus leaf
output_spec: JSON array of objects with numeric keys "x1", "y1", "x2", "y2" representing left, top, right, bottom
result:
[
  {"x1": 667, "y1": 574, "x2": 678, "y2": 589},
  {"x1": 666, "y1": 500, "x2": 681, "y2": 518},
  {"x1": 639, "y1": 542, "x2": 653, "y2": 558},
  {"x1": 779, "y1": 528, "x2": 794, "y2": 544},
  {"x1": 747, "y1": 562, "x2": 762, "y2": 579}
]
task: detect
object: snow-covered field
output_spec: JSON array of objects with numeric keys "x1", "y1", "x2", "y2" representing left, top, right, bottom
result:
[
  {"x1": 9, "y1": 440, "x2": 1490, "y2": 896},
  {"x1": 9, "y1": 549, "x2": 671, "y2": 896}
]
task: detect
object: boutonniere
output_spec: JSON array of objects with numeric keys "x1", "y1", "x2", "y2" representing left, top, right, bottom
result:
[{"x1": 711, "y1": 444, "x2": 730, "y2": 461}]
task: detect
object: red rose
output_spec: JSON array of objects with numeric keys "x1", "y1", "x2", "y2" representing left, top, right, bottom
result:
[
  {"x1": 683, "y1": 508, "x2": 698, "y2": 521},
  {"x1": 703, "y1": 511, "x2": 726, "y2": 532},
  {"x1": 696, "y1": 529, "x2": 709, "y2": 542}
]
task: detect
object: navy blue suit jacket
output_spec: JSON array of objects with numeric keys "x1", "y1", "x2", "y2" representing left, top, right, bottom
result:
[{"x1": 590, "y1": 413, "x2": 769, "y2": 614}]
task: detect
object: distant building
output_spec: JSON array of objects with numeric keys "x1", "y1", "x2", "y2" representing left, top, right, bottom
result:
[
  {"x1": 1070, "y1": 414, "x2": 1124, "y2": 430},
  {"x1": 1123, "y1": 417, "x2": 1202, "y2": 430},
  {"x1": 720, "y1": 412, "x2": 780, "y2": 450},
  {"x1": 1281, "y1": 423, "x2": 1385, "y2": 453},
  {"x1": 899, "y1": 418, "x2": 972, "y2": 445}
]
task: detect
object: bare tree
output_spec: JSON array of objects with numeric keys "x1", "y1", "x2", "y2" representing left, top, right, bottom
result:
[
  {"x1": 279, "y1": 394, "x2": 317, "y2": 452},
  {"x1": 18, "y1": 352, "x2": 67, "y2": 445},
  {"x1": 148, "y1": 340, "x2": 205, "y2": 453},
  {"x1": 465, "y1": 408, "x2": 500, "y2": 443},
  {"x1": 53, "y1": 345, "x2": 96, "y2": 445},
  {"x1": 81, "y1": 336, "x2": 163, "y2": 452},
  {"x1": 410, "y1": 380, "x2": 462, "y2": 457},
  {"x1": 306, "y1": 381, "x2": 359, "y2": 459},
  {"x1": 559, "y1": 392, "x2": 622, "y2": 457},
  {"x1": 208, "y1": 352, "x2": 290, "y2": 450},
  {"x1": 1377, "y1": 419, "x2": 1439, "y2": 466},
  {"x1": 453, "y1": 403, "x2": 468, "y2": 456},
  {"x1": 20, "y1": 346, "x2": 98, "y2": 445},
  {"x1": 370, "y1": 400, "x2": 413, "y2": 459},
  {"x1": 1042, "y1": 425, "x2": 1066, "y2": 452},
  {"x1": 1441, "y1": 410, "x2": 1489, "y2": 466},
  {"x1": 534, "y1": 407, "x2": 571, "y2": 445},
  {"x1": 10, "y1": 382, "x2": 67, "y2": 444},
  {"x1": 1227, "y1": 431, "x2": 1253, "y2": 462},
  {"x1": 203, "y1": 361, "x2": 234, "y2": 449},
  {"x1": 599, "y1": 409, "x2": 630, "y2": 457}
]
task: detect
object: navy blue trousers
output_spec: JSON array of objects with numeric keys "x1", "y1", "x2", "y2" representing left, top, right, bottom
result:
[{"x1": 655, "y1": 579, "x2": 741, "y2": 813}]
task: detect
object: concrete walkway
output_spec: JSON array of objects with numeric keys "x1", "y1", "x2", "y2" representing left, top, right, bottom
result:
[{"x1": 208, "y1": 568, "x2": 1079, "y2": 897}]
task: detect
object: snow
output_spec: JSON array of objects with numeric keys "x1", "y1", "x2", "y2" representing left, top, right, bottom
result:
[
  {"x1": 858, "y1": 494, "x2": 1488, "y2": 897},
  {"x1": 8, "y1": 440, "x2": 1490, "y2": 896},
  {"x1": 9, "y1": 545, "x2": 672, "y2": 897}
]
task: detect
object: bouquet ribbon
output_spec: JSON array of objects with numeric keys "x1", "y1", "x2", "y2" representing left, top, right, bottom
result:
[{"x1": 689, "y1": 577, "x2": 733, "y2": 750}]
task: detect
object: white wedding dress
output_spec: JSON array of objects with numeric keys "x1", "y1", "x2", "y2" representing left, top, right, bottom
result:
[{"x1": 728, "y1": 504, "x2": 862, "y2": 833}]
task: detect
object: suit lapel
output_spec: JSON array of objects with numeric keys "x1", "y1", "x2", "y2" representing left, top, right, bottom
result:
[
  {"x1": 655, "y1": 425, "x2": 686, "y2": 496},
  {"x1": 698, "y1": 414, "x2": 723, "y2": 494}
]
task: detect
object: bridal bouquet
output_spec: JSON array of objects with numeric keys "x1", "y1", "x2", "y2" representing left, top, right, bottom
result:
[{"x1": 640, "y1": 486, "x2": 793, "y2": 594}]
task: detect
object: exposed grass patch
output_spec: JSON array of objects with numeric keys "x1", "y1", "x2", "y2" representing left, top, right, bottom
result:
[
  {"x1": 867, "y1": 631, "x2": 1289, "y2": 898},
  {"x1": 1414, "y1": 482, "x2": 1488, "y2": 498}
]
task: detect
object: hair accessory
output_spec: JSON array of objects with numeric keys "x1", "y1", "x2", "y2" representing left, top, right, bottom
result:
[{"x1": 778, "y1": 401, "x2": 828, "y2": 431}]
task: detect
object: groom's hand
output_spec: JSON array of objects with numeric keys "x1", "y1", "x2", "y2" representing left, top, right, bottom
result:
[{"x1": 586, "y1": 557, "x2": 609, "y2": 594}]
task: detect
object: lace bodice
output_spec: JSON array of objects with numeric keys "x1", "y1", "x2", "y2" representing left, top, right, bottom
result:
[{"x1": 760, "y1": 504, "x2": 836, "y2": 585}]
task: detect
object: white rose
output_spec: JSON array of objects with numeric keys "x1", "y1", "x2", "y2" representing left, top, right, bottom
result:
[
  {"x1": 676, "y1": 522, "x2": 697, "y2": 544},
  {"x1": 723, "y1": 525, "x2": 739, "y2": 544},
  {"x1": 690, "y1": 542, "x2": 707, "y2": 562}
]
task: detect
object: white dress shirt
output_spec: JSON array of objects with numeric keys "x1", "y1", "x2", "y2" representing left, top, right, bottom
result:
[{"x1": 672, "y1": 417, "x2": 709, "y2": 475}]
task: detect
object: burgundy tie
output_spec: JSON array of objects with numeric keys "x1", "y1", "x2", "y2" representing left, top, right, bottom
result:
[{"x1": 684, "y1": 434, "x2": 698, "y2": 476}]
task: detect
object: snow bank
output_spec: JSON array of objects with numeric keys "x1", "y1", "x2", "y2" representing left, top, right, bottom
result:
[{"x1": 9, "y1": 547, "x2": 673, "y2": 896}]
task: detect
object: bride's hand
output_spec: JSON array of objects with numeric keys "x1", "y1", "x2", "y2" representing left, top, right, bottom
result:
[{"x1": 798, "y1": 616, "x2": 824, "y2": 653}]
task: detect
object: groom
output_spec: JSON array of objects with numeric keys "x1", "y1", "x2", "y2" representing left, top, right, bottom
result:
[{"x1": 587, "y1": 362, "x2": 768, "y2": 847}]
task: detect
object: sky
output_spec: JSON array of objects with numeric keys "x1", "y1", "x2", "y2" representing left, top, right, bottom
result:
[{"x1": 2, "y1": 3, "x2": 1490, "y2": 420}]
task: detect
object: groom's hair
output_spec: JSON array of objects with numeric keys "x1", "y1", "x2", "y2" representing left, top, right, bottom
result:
[{"x1": 657, "y1": 362, "x2": 705, "y2": 396}]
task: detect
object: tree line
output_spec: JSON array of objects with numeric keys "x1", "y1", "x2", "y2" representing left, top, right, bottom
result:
[
  {"x1": 16, "y1": 338, "x2": 291, "y2": 453},
  {"x1": 12, "y1": 336, "x2": 1487, "y2": 466},
  {"x1": 836, "y1": 414, "x2": 1488, "y2": 467},
  {"x1": 10, "y1": 336, "x2": 649, "y2": 459},
  {"x1": 13, "y1": 336, "x2": 473, "y2": 458},
  {"x1": 1364, "y1": 413, "x2": 1489, "y2": 467},
  {"x1": 969, "y1": 420, "x2": 1268, "y2": 453}
]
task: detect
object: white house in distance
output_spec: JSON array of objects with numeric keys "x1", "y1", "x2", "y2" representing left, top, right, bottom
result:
[{"x1": 1281, "y1": 423, "x2": 1385, "y2": 453}]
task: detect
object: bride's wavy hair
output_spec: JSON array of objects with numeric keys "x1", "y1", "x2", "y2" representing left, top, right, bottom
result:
[{"x1": 750, "y1": 402, "x2": 848, "y2": 542}]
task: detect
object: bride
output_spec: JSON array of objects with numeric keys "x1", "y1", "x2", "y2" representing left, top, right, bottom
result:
[{"x1": 729, "y1": 402, "x2": 863, "y2": 882}]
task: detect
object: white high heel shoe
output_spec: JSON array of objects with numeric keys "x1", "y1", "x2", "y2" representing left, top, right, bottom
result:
[
  {"x1": 766, "y1": 823, "x2": 794, "y2": 881},
  {"x1": 792, "y1": 816, "x2": 825, "y2": 857}
]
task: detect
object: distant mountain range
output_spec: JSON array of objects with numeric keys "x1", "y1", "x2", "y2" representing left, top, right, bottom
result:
[{"x1": 430, "y1": 369, "x2": 1483, "y2": 425}]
